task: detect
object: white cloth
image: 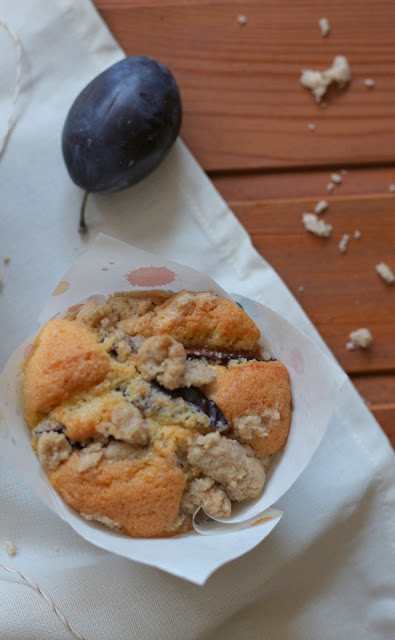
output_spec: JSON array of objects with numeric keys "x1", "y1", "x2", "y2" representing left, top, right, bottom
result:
[{"x1": 0, "y1": 1, "x2": 394, "y2": 639}]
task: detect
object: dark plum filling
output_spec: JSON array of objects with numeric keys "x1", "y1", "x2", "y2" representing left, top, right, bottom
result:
[{"x1": 151, "y1": 382, "x2": 229, "y2": 432}]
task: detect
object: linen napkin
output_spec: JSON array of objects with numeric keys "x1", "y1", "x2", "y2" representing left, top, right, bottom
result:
[{"x1": 1, "y1": 1, "x2": 394, "y2": 639}]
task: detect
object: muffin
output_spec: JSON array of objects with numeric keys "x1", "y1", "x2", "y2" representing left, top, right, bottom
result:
[{"x1": 23, "y1": 290, "x2": 292, "y2": 538}]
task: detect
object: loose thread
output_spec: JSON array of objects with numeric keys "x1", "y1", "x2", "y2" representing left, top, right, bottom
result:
[
  {"x1": 0, "y1": 19, "x2": 23, "y2": 156},
  {"x1": 0, "y1": 563, "x2": 87, "y2": 640}
]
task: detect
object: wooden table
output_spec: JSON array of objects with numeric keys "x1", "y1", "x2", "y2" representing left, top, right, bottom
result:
[{"x1": 94, "y1": 0, "x2": 395, "y2": 447}]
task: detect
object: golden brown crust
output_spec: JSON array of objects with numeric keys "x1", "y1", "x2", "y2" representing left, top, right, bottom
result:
[
  {"x1": 23, "y1": 319, "x2": 110, "y2": 428},
  {"x1": 22, "y1": 290, "x2": 292, "y2": 538},
  {"x1": 47, "y1": 450, "x2": 187, "y2": 538},
  {"x1": 205, "y1": 361, "x2": 292, "y2": 457},
  {"x1": 121, "y1": 290, "x2": 260, "y2": 351}
]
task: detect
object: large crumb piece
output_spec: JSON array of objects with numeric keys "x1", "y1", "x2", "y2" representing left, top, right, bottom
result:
[
  {"x1": 346, "y1": 328, "x2": 373, "y2": 350},
  {"x1": 136, "y1": 335, "x2": 186, "y2": 390},
  {"x1": 300, "y1": 55, "x2": 351, "y2": 102},
  {"x1": 319, "y1": 17, "x2": 330, "y2": 37},
  {"x1": 187, "y1": 431, "x2": 265, "y2": 502},
  {"x1": 233, "y1": 411, "x2": 280, "y2": 442},
  {"x1": 314, "y1": 200, "x2": 328, "y2": 215},
  {"x1": 376, "y1": 262, "x2": 395, "y2": 285},
  {"x1": 5, "y1": 541, "x2": 17, "y2": 556},
  {"x1": 339, "y1": 233, "x2": 350, "y2": 253},
  {"x1": 37, "y1": 431, "x2": 72, "y2": 471},
  {"x1": 331, "y1": 173, "x2": 342, "y2": 184},
  {"x1": 181, "y1": 477, "x2": 231, "y2": 518},
  {"x1": 77, "y1": 442, "x2": 104, "y2": 472},
  {"x1": 303, "y1": 213, "x2": 332, "y2": 238},
  {"x1": 102, "y1": 403, "x2": 148, "y2": 445}
]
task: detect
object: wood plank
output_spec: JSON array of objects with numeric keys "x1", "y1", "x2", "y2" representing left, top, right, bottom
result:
[
  {"x1": 351, "y1": 374, "x2": 395, "y2": 447},
  {"x1": 231, "y1": 194, "x2": 395, "y2": 374},
  {"x1": 352, "y1": 374, "x2": 395, "y2": 405},
  {"x1": 369, "y1": 407, "x2": 395, "y2": 448},
  {"x1": 212, "y1": 166, "x2": 395, "y2": 202},
  {"x1": 95, "y1": 0, "x2": 395, "y2": 171}
]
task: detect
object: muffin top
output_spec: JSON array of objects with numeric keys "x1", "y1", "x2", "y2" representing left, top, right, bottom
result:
[{"x1": 23, "y1": 290, "x2": 292, "y2": 538}]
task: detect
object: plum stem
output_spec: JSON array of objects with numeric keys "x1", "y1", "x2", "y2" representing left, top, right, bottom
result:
[{"x1": 79, "y1": 191, "x2": 89, "y2": 233}]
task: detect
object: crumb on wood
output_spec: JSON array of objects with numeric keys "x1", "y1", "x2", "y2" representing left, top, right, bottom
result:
[
  {"x1": 237, "y1": 14, "x2": 247, "y2": 25},
  {"x1": 331, "y1": 173, "x2": 342, "y2": 184},
  {"x1": 363, "y1": 78, "x2": 375, "y2": 88},
  {"x1": 339, "y1": 233, "x2": 350, "y2": 253},
  {"x1": 376, "y1": 262, "x2": 395, "y2": 285},
  {"x1": 298, "y1": 285, "x2": 304, "y2": 292},
  {"x1": 5, "y1": 541, "x2": 17, "y2": 556},
  {"x1": 300, "y1": 55, "x2": 351, "y2": 103},
  {"x1": 327, "y1": 183, "x2": 335, "y2": 193},
  {"x1": 319, "y1": 17, "x2": 330, "y2": 38},
  {"x1": 314, "y1": 200, "x2": 328, "y2": 214},
  {"x1": 389, "y1": 184, "x2": 395, "y2": 193},
  {"x1": 346, "y1": 328, "x2": 373, "y2": 350},
  {"x1": 308, "y1": 123, "x2": 316, "y2": 131},
  {"x1": 354, "y1": 230, "x2": 361, "y2": 239},
  {"x1": 302, "y1": 213, "x2": 332, "y2": 238}
]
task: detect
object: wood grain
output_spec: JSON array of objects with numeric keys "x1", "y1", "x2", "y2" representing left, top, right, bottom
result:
[
  {"x1": 231, "y1": 194, "x2": 395, "y2": 374},
  {"x1": 93, "y1": 0, "x2": 395, "y2": 446},
  {"x1": 95, "y1": 0, "x2": 395, "y2": 172},
  {"x1": 212, "y1": 167, "x2": 395, "y2": 202}
]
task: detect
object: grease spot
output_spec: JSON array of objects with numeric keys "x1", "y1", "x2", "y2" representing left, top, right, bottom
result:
[
  {"x1": 290, "y1": 348, "x2": 304, "y2": 375},
  {"x1": 125, "y1": 266, "x2": 175, "y2": 287},
  {"x1": 52, "y1": 280, "x2": 70, "y2": 296},
  {"x1": 67, "y1": 304, "x2": 83, "y2": 314},
  {"x1": 24, "y1": 344, "x2": 34, "y2": 359}
]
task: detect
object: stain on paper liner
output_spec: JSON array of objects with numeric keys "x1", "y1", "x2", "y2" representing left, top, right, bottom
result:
[
  {"x1": 125, "y1": 266, "x2": 175, "y2": 286},
  {"x1": 52, "y1": 280, "x2": 70, "y2": 296},
  {"x1": 193, "y1": 506, "x2": 283, "y2": 535}
]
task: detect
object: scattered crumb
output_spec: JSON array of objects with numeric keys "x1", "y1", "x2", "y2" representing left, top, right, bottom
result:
[
  {"x1": 300, "y1": 55, "x2": 351, "y2": 103},
  {"x1": 314, "y1": 199, "x2": 328, "y2": 214},
  {"x1": 354, "y1": 230, "x2": 361, "y2": 239},
  {"x1": 376, "y1": 262, "x2": 395, "y2": 285},
  {"x1": 308, "y1": 123, "x2": 316, "y2": 131},
  {"x1": 327, "y1": 183, "x2": 335, "y2": 193},
  {"x1": 237, "y1": 14, "x2": 247, "y2": 25},
  {"x1": 319, "y1": 17, "x2": 330, "y2": 38},
  {"x1": 298, "y1": 285, "x2": 304, "y2": 292},
  {"x1": 328, "y1": 315, "x2": 334, "y2": 322},
  {"x1": 389, "y1": 184, "x2": 395, "y2": 193},
  {"x1": 341, "y1": 169, "x2": 348, "y2": 175},
  {"x1": 302, "y1": 213, "x2": 332, "y2": 237},
  {"x1": 5, "y1": 541, "x2": 17, "y2": 556},
  {"x1": 346, "y1": 328, "x2": 373, "y2": 350},
  {"x1": 338, "y1": 233, "x2": 350, "y2": 253},
  {"x1": 331, "y1": 173, "x2": 342, "y2": 184},
  {"x1": 3, "y1": 254, "x2": 10, "y2": 264},
  {"x1": 363, "y1": 78, "x2": 375, "y2": 88}
]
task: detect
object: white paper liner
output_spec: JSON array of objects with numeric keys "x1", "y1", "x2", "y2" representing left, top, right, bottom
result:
[{"x1": 0, "y1": 234, "x2": 346, "y2": 584}]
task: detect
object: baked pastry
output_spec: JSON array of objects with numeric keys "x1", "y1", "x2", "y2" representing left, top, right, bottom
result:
[{"x1": 23, "y1": 290, "x2": 292, "y2": 537}]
